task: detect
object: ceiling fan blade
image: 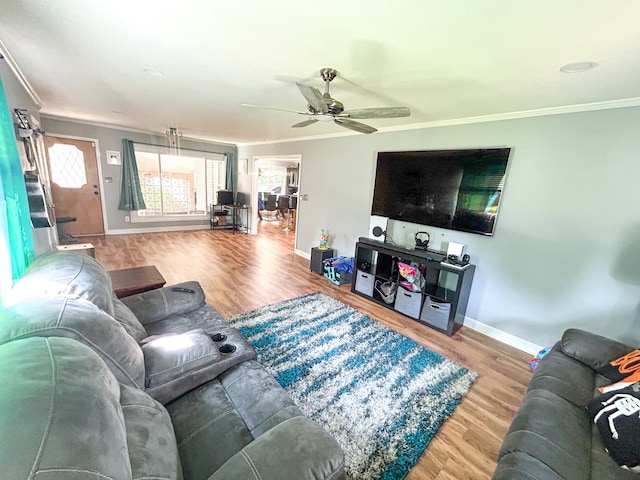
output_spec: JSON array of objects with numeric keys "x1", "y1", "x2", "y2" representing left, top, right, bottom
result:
[
  {"x1": 296, "y1": 83, "x2": 328, "y2": 113},
  {"x1": 341, "y1": 106, "x2": 411, "y2": 119},
  {"x1": 241, "y1": 103, "x2": 308, "y2": 115},
  {"x1": 292, "y1": 119, "x2": 319, "y2": 128},
  {"x1": 334, "y1": 118, "x2": 377, "y2": 134}
]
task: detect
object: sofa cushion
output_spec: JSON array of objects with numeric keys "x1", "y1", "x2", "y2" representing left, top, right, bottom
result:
[
  {"x1": 219, "y1": 360, "x2": 304, "y2": 438},
  {"x1": 488, "y1": 450, "x2": 567, "y2": 480},
  {"x1": 0, "y1": 295, "x2": 145, "y2": 389},
  {"x1": 143, "y1": 303, "x2": 228, "y2": 336},
  {"x1": 120, "y1": 384, "x2": 183, "y2": 480},
  {"x1": 113, "y1": 296, "x2": 148, "y2": 342},
  {"x1": 167, "y1": 361, "x2": 304, "y2": 480},
  {"x1": 587, "y1": 382, "x2": 640, "y2": 472},
  {"x1": 122, "y1": 281, "x2": 208, "y2": 325},
  {"x1": 9, "y1": 251, "x2": 115, "y2": 316},
  {"x1": 527, "y1": 348, "x2": 596, "y2": 408},
  {"x1": 168, "y1": 378, "x2": 255, "y2": 480},
  {"x1": 498, "y1": 388, "x2": 592, "y2": 480},
  {"x1": 561, "y1": 328, "x2": 635, "y2": 374},
  {"x1": 210, "y1": 416, "x2": 345, "y2": 480},
  {"x1": 0, "y1": 337, "x2": 132, "y2": 480}
]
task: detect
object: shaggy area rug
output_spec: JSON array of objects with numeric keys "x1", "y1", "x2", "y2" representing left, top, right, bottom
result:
[{"x1": 227, "y1": 292, "x2": 477, "y2": 480}]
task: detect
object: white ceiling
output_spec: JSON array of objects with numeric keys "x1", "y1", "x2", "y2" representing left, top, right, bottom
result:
[{"x1": 1, "y1": 0, "x2": 639, "y2": 145}]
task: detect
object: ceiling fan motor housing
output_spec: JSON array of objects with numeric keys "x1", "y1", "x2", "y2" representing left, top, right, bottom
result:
[{"x1": 324, "y1": 95, "x2": 344, "y2": 115}]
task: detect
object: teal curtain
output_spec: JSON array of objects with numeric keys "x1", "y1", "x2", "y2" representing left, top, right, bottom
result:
[
  {"x1": 0, "y1": 75, "x2": 35, "y2": 308},
  {"x1": 118, "y1": 139, "x2": 146, "y2": 211},
  {"x1": 225, "y1": 152, "x2": 233, "y2": 191}
]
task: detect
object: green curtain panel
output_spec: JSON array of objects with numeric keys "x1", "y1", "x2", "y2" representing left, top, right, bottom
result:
[
  {"x1": 118, "y1": 139, "x2": 146, "y2": 211},
  {"x1": 225, "y1": 152, "x2": 233, "y2": 191},
  {"x1": 0, "y1": 75, "x2": 35, "y2": 306}
]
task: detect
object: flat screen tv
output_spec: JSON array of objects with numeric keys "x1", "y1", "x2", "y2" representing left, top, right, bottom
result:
[
  {"x1": 371, "y1": 148, "x2": 511, "y2": 236},
  {"x1": 217, "y1": 190, "x2": 234, "y2": 205}
]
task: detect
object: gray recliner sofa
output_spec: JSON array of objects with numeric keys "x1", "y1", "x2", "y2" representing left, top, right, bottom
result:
[
  {"x1": 0, "y1": 251, "x2": 345, "y2": 480},
  {"x1": 493, "y1": 328, "x2": 639, "y2": 480}
]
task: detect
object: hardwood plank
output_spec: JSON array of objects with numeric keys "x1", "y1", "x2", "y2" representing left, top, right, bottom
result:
[{"x1": 84, "y1": 220, "x2": 531, "y2": 480}]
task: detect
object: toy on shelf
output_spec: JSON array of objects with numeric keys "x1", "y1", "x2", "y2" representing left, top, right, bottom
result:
[
  {"x1": 319, "y1": 229, "x2": 329, "y2": 250},
  {"x1": 397, "y1": 261, "x2": 426, "y2": 292}
]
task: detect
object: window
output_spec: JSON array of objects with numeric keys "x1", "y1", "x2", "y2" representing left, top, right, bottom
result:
[
  {"x1": 132, "y1": 145, "x2": 226, "y2": 221},
  {"x1": 258, "y1": 166, "x2": 286, "y2": 195},
  {"x1": 48, "y1": 144, "x2": 87, "y2": 188}
]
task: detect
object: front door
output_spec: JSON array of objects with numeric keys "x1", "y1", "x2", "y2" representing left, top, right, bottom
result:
[{"x1": 44, "y1": 136, "x2": 105, "y2": 236}]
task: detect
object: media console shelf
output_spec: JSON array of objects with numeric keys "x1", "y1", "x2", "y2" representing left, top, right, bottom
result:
[{"x1": 351, "y1": 237, "x2": 475, "y2": 336}]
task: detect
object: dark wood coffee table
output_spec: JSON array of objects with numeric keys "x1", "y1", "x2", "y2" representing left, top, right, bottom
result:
[{"x1": 108, "y1": 265, "x2": 166, "y2": 298}]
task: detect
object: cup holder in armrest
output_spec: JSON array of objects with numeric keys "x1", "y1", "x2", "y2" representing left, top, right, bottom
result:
[
  {"x1": 219, "y1": 344, "x2": 236, "y2": 355},
  {"x1": 211, "y1": 333, "x2": 227, "y2": 342}
]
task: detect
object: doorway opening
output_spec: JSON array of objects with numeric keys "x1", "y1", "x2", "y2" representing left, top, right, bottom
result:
[{"x1": 251, "y1": 155, "x2": 301, "y2": 250}]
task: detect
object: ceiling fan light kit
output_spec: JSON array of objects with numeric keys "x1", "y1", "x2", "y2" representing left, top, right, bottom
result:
[{"x1": 244, "y1": 67, "x2": 411, "y2": 134}]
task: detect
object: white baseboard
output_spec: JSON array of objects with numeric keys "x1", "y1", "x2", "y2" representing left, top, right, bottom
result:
[
  {"x1": 463, "y1": 316, "x2": 542, "y2": 355},
  {"x1": 105, "y1": 225, "x2": 208, "y2": 235},
  {"x1": 295, "y1": 248, "x2": 311, "y2": 260}
]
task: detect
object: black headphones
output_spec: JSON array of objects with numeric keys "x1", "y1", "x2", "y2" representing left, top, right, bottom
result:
[{"x1": 415, "y1": 231, "x2": 430, "y2": 249}]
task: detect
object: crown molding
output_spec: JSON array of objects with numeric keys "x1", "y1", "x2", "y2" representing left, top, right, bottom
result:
[
  {"x1": 237, "y1": 97, "x2": 640, "y2": 147},
  {"x1": 40, "y1": 114, "x2": 237, "y2": 148},
  {"x1": 381, "y1": 97, "x2": 640, "y2": 134},
  {"x1": 0, "y1": 39, "x2": 42, "y2": 108}
]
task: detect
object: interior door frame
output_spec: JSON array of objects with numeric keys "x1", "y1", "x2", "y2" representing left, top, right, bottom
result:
[
  {"x1": 44, "y1": 133, "x2": 109, "y2": 235},
  {"x1": 251, "y1": 154, "x2": 301, "y2": 249}
]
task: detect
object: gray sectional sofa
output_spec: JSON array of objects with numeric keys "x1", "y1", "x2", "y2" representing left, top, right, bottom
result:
[
  {"x1": 493, "y1": 328, "x2": 639, "y2": 480},
  {"x1": 0, "y1": 251, "x2": 345, "y2": 480}
]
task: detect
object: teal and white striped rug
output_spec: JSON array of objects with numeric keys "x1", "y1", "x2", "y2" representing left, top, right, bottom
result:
[{"x1": 228, "y1": 292, "x2": 477, "y2": 480}]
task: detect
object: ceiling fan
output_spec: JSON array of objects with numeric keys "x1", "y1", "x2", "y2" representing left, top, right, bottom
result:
[{"x1": 242, "y1": 68, "x2": 410, "y2": 134}]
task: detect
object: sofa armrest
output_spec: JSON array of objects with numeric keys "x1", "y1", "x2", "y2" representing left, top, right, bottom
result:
[
  {"x1": 142, "y1": 328, "x2": 257, "y2": 404},
  {"x1": 560, "y1": 328, "x2": 635, "y2": 372},
  {"x1": 121, "y1": 281, "x2": 206, "y2": 326},
  {"x1": 209, "y1": 416, "x2": 345, "y2": 480}
]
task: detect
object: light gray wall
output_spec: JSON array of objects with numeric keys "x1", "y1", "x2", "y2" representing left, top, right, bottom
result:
[
  {"x1": 238, "y1": 106, "x2": 640, "y2": 348},
  {"x1": 40, "y1": 117, "x2": 236, "y2": 232},
  {"x1": 0, "y1": 66, "x2": 56, "y2": 254}
]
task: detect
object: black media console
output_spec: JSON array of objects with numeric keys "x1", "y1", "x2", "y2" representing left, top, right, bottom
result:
[{"x1": 351, "y1": 237, "x2": 475, "y2": 336}]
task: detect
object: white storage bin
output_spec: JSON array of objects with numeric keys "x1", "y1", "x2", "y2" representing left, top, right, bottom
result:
[{"x1": 420, "y1": 296, "x2": 451, "y2": 330}]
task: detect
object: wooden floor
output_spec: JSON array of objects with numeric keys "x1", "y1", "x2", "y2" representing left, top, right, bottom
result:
[{"x1": 85, "y1": 219, "x2": 531, "y2": 480}]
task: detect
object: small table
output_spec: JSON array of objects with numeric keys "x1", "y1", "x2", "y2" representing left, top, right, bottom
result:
[
  {"x1": 56, "y1": 243, "x2": 95, "y2": 258},
  {"x1": 310, "y1": 247, "x2": 335, "y2": 275},
  {"x1": 108, "y1": 265, "x2": 166, "y2": 298},
  {"x1": 210, "y1": 204, "x2": 250, "y2": 234}
]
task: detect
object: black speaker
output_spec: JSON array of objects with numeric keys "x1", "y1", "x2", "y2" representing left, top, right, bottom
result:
[{"x1": 415, "y1": 231, "x2": 430, "y2": 249}]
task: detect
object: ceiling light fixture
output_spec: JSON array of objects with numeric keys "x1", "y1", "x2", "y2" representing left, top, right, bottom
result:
[
  {"x1": 560, "y1": 61, "x2": 598, "y2": 73},
  {"x1": 165, "y1": 127, "x2": 182, "y2": 157}
]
